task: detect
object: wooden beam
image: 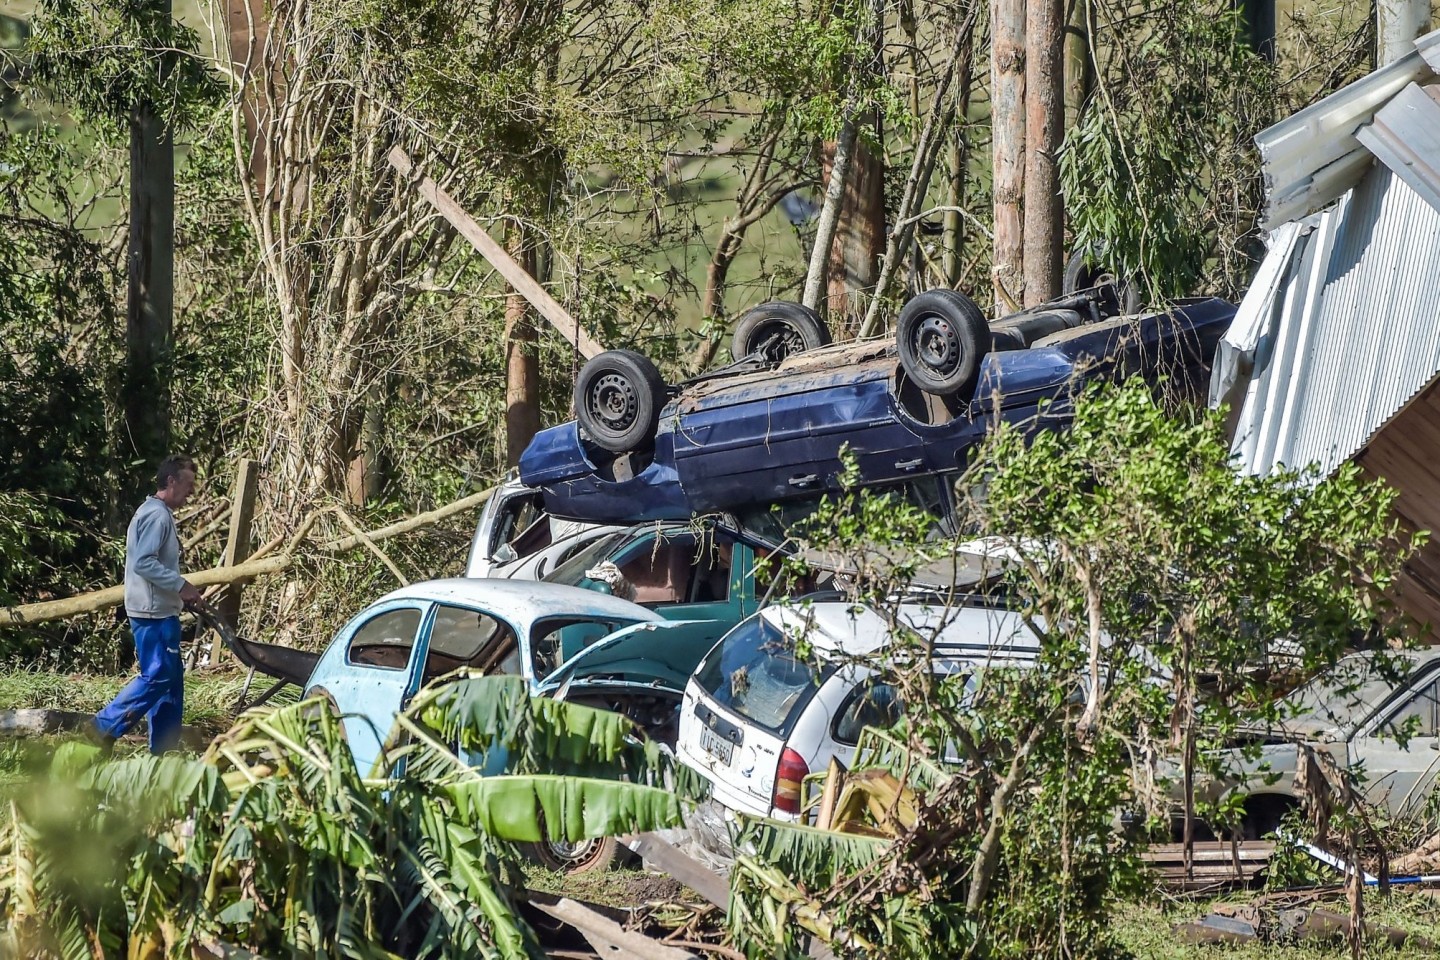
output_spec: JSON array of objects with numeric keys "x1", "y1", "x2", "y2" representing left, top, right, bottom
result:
[
  {"x1": 622, "y1": 833, "x2": 729, "y2": 910},
  {"x1": 387, "y1": 147, "x2": 604, "y2": 359},
  {"x1": 528, "y1": 895, "x2": 698, "y2": 960},
  {"x1": 210, "y1": 458, "x2": 261, "y2": 663}
]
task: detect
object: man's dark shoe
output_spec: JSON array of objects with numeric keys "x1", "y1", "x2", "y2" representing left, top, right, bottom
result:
[{"x1": 84, "y1": 722, "x2": 117, "y2": 758}]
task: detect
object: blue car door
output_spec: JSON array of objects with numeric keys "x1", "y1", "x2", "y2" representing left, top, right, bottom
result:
[{"x1": 317, "y1": 599, "x2": 431, "y2": 775}]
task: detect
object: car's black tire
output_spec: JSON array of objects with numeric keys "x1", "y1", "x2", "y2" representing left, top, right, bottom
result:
[
  {"x1": 896, "y1": 290, "x2": 989, "y2": 397},
  {"x1": 526, "y1": 835, "x2": 621, "y2": 875},
  {"x1": 1062, "y1": 244, "x2": 1143, "y2": 315},
  {"x1": 731, "y1": 301, "x2": 831, "y2": 362},
  {"x1": 574, "y1": 349, "x2": 666, "y2": 454}
]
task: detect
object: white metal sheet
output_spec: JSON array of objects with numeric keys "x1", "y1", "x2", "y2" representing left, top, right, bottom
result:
[
  {"x1": 1223, "y1": 166, "x2": 1440, "y2": 477},
  {"x1": 1357, "y1": 82, "x2": 1440, "y2": 215}
]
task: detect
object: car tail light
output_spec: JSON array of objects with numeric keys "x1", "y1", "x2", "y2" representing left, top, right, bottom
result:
[{"x1": 773, "y1": 748, "x2": 809, "y2": 815}]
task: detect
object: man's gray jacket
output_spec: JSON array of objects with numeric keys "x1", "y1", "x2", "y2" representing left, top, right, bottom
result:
[{"x1": 124, "y1": 496, "x2": 184, "y2": 619}]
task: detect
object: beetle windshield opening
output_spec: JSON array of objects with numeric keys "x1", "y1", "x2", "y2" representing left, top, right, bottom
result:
[{"x1": 530, "y1": 615, "x2": 647, "y2": 681}]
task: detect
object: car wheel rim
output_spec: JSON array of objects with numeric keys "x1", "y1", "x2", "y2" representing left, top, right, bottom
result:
[
  {"x1": 590, "y1": 373, "x2": 637, "y2": 434},
  {"x1": 756, "y1": 321, "x2": 803, "y2": 361},
  {"x1": 915, "y1": 314, "x2": 960, "y2": 375},
  {"x1": 546, "y1": 838, "x2": 601, "y2": 867}
]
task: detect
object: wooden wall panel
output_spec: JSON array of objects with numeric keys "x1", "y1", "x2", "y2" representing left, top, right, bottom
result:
[{"x1": 1357, "y1": 374, "x2": 1440, "y2": 645}]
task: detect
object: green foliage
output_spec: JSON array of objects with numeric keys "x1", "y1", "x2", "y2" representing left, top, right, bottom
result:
[
  {"x1": 1060, "y1": 1, "x2": 1277, "y2": 298},
  {"x1": 0, "y1": 678, "x2": 686, "y2": 957},
  {"x1": 23, "y1": 0, "x2": 221, "y2": 136},
  {"x1": 731, "y1": 384, "x2": 1417, "y2": 959}
]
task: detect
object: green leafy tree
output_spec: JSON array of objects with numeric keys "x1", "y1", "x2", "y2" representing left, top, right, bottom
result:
[{"x1": 728, "y1": 383, "x2": 1416, "y2": 958}]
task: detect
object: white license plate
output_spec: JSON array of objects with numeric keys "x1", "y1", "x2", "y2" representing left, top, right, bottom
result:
[{"x1": 699, "y1": 724, "x2": 734, "y2": 764}]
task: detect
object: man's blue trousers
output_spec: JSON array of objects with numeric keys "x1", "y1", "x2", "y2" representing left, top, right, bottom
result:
[{"x1": 94, "y1": 616, "x2": 183, "y2": 754}]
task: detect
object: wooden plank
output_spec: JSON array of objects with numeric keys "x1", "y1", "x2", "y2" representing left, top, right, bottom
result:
[
  {"x1": 387, "y1": 147, "x2": 604, "y2": 360},
  {"x1": 623, "y1": 833, "x2": 729, "y2": 910},
  {"x1": 1141, "y1": 841, "x2": 1274, "y2": 863},
  {"x1": 210, "y1": 458, "x2": 260, "y2": 663},
  {"x1": 529, "y1": 896, "x2": 698, "y2": 960}
]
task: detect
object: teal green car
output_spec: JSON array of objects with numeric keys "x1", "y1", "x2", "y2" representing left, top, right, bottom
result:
[{"x1": 540, "y1": 521, "x2": 784, "y2": 627}]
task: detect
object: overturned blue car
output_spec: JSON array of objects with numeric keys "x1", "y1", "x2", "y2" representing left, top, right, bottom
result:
[{"x1": 520, "y1": 287, "x2": 1237, "y2": 527}]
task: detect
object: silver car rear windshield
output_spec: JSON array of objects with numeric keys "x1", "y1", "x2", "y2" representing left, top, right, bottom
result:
[{"x1": 694, "y1": 616, "x2": 828, "y2": 736}]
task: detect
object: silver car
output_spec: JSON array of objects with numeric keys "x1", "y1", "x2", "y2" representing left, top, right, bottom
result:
[{"x1": 1193, "y1": 649, "x2": 1440, "y2": 835}]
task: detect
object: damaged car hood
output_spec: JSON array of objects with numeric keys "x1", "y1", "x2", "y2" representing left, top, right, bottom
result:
[{"x1": 537, "y1": 619, "x2": 727, "y2": 695}]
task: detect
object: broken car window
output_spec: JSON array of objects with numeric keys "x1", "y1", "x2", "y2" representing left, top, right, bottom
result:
[
  {"x1": 346, "y1": 608, "x2": 423, "y2": 671},
  {"x1": 422, "y1": 604, "x2": 518, "y2": 684}
]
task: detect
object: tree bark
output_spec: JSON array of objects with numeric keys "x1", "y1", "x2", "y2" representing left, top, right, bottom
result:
[
  {"x1": 802, "y1": 116, "x2": 859, "y2": 313},
  {"x1": 505, "y1": 231, "x2": 541, "y2": 467},
  {"x1": 943, "y1": 50, "x2": 976, "y2": 288},
  {"x1": 1063, "y1": 0, "x2": 1094, "y2": 129},
  {"x1": 857, "y1": 10, "x2": 977, "y2": 337},
  {"x1": 122, "y1": 0, "x2": 175, "y2": 511},
  {"x1": 1023, "y1": 0, "x2": 1064, "y2": 306},
  {"x1": 991, "y1": 0, "x2": 1026, "y2": 313},
  {"x1": 1375, "y1": 0, "x2": 1428, "y2": 66},
  {"x1": 223, "y1": 0, "x2": 271, "y2": 189},
  {"x1": 823, "y1": 129, "x2": 885, "y2": 329}
]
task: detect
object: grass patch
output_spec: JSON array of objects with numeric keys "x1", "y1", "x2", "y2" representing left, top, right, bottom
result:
[{"x1": 0, "y1": 666, "x2": 293, "y2": 736}]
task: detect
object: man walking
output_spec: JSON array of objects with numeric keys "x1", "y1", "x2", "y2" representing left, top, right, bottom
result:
[{"x1": 91, "y1": 455, "x2": 202, "y2": 755}]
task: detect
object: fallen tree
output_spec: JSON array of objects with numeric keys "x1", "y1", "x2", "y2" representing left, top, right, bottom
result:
[{"x1": 0, "y1": 486, "x2": 495, "y2": 628}]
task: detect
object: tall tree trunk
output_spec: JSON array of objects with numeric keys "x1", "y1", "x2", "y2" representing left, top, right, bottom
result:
[
  {"x1": 1375, "y1": 0, "x2": 1428, "y2": 66},
  {"x1": 1063, "y1": 0, "x2": 1094, "y2": 129},
  {"x1": 802, "y1": 116, "x2": 859, "y2": 313},
  {"x1": 943, "y1": 45, "x2": 976, "y2": 289},
  {"x1": 505, "y1": 232, "x2": 541, "y2": 467},
  {"x1": 224, "y1": 0, "x2": 271, "y2": 190},
  {"x1": 991, "y1": 0, "x2": 1026, "y2": 314},
  {"x1": 857, "y1": 8, "x2": 977, "y2": 337},
  {"x1": 1023, "y1": 0, "x2": 1064, "y2": 306},
  {"x1": 123, "y1": 1, "x2": 175, "y2": 508},
  {"x1": 345, "y1": 380, "x2": 386, "y2": 507},
  {"x1": 823, "y1": 128, "x2": 885, "y2": 329}
]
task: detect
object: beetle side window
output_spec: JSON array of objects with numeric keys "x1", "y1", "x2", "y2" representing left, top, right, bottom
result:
[
  {"x1": 422, "y1": 604, "x2": 519, "y2": 684},
  {"x1": 832, "y1": 679, "x2": 905, "y2": 745},
  {"x1": 346, "y1": 608, "x2": 423, "y2": 670}
]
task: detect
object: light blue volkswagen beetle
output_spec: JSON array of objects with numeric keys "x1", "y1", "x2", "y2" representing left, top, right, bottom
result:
[{"x1": 303, "y1": 578, "x2": 726, "y2": 775}]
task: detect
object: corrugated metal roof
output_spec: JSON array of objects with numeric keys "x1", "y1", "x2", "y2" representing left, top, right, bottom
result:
[
  {"x1": 1256, "y1": 47, "x2": 1433, "y2": 229},
  {"x1": 1356, "y1": 82, "x2": 1440, "y2": 215},
  {"x1": 1222, "y1": 165, "x2": 1440, "y2": 476}
]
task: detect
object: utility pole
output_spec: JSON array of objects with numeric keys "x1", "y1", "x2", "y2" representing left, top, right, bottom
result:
[
  {"x1": 1376, "y1": 0, "x2": 1430, "y2": 66},
  {"x1": 123, "y1": 0, "x2": 174, "y2": 495}
]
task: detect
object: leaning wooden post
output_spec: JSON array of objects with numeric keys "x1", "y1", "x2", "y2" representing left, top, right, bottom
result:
[
  {"x1": 386, "y1": 147, "x2": 605, "y2": 360},
  {"x1": 208, "y1": 458, "x2": 260, "y2": 663}
]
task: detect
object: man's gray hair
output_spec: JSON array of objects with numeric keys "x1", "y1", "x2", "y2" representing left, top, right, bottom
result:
[{"x1": 156, "y1": 455, "x2": 196, "y2": 490}]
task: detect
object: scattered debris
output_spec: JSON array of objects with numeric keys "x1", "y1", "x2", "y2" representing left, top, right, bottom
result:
[{"x1": 1173, "y1": 898, "x2": 1434, "y2": 949}]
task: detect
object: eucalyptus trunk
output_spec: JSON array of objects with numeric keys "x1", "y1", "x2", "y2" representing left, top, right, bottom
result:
[
  {"x1": 1023, "y1": 0, "x2": 1064, "y2": 305},
  {"x1": 990, "y1": 0, "x2": 1026, "y2": 313}
]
